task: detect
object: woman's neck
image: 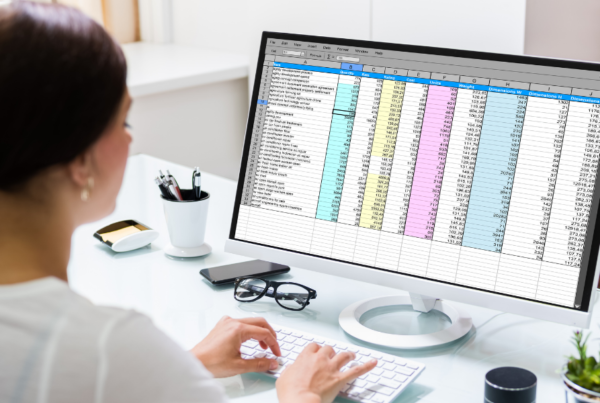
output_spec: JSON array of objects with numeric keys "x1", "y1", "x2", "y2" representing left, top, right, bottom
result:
[{"x1": 0, "y1": 191, "x2": 73, "y2": 284}]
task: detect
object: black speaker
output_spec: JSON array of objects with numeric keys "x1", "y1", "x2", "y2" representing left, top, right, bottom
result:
[{"x1": 485, "y1": 367, "x2": 537, "y2": 403}]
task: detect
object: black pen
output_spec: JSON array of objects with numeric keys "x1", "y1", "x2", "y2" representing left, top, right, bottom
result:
[
  {"x1": 155, "y1": 177, "x2": 174, "y2": 200},
  {"x1": 193, "y1": 167, "x2": 201, "y2": 200}
]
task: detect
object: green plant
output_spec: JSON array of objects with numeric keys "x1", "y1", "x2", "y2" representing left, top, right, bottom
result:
[{"x1": 566, "y1": 330, "x2": 600, "y2": 392}]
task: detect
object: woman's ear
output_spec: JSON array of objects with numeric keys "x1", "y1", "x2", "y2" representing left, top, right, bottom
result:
[{"x1": 67, "y1": 150, "x2": 94, "y2": 188}]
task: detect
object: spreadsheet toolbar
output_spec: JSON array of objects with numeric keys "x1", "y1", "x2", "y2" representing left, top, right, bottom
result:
[{"x1": 234, "y1": 39, "x2": 600, "y2": 309}]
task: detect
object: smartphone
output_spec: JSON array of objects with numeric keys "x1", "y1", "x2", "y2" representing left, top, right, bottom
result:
[{"x1": 200, "y1": 260, "x2": 290, "y2": 285}]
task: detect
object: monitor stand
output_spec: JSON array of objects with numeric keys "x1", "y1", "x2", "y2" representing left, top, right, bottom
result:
[{"x1": 339, "y1": 294, "x2": 473, "y2": 349}]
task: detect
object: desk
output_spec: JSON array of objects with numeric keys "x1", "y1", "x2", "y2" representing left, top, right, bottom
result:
[{"x1": 69, "y1": 154, "x2": 598, "y2": 402}]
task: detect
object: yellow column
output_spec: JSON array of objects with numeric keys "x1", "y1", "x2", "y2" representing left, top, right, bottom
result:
[{"x1": 359, "y1": 80, "x2": 405, "y2": 230}]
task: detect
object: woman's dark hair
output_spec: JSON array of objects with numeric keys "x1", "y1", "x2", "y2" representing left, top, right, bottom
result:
[{"x1": 0, "y1": 1, "x2": 127, "y2": 191}]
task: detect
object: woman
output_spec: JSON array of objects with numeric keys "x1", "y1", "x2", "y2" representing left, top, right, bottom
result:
[{"x1": 0, "y1": 2, "x2": 376, "y2": 403}]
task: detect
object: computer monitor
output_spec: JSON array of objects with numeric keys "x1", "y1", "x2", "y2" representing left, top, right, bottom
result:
[{"x1": 225, "y1": 32, "x2": 600, "y2": 347}]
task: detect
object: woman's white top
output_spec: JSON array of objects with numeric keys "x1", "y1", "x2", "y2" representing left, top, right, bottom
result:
[{"x1": 0, "y1": 277, "x2": 228, "y2": 403}]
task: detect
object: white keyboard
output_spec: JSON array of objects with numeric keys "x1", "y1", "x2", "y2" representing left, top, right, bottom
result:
[{"x1": 240, "y1": 324, "x2": 425, "y2": 403}]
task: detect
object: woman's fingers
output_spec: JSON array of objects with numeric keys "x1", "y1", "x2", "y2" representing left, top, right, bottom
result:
[
  {"x1": 237, "y1": 357, "x2": 279, "y2": 373},
  {"x1": 317, "y1": 344, "x2": 336, "y2": 358},
  {"x1": 331, "y1": 351, "x2": 355, "y2": 369},
  {"x1": 241, "y1": 324, "x2": 282, "y2": 356},
  {"x1": 340, "y1": 359, "x2": 378, "y2": 384},
  {"x1": 237, "y1": 317, "x2": 277, "y2": 339}
]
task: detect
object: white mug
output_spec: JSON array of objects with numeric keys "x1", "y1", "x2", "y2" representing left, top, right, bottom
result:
[{"x1": 162, "y1": 189, "x2": 212, "y2": 257}]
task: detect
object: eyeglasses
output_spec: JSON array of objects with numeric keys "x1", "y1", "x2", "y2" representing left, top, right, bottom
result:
[{"x1": 234, "y1": 277, "x2": 317, "y2": 311}]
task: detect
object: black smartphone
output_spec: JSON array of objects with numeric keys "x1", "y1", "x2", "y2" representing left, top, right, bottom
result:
[{"x1": 200, "y1": 260, "x2": 290, "y2": 285}]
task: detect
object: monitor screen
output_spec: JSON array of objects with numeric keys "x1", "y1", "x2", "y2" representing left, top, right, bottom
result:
[{"x1": 231, "y1": 33, "x2": 600, "y2": 312}]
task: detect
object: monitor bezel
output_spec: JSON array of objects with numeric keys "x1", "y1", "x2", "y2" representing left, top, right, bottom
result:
[{"x1": 228, "y1": 31, "x2": 600, "y2": 327}]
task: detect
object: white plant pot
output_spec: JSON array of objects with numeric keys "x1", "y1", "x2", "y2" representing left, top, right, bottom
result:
[{"x1": 564, "y1": 373, "x2": 600, "y2": 402}]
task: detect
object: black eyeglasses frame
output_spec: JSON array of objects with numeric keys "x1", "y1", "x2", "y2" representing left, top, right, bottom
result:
[{"x1": 233, "y1": 276, "x2": 317, "y2": 311}]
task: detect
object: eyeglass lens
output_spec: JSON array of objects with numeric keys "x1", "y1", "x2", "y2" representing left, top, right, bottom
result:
[
  {"x1": 275, "y1": 284, "x2": 310, "y2": 310},
  {"x1": 235, "y1": 278, "x2": 267, "y2": 301}
]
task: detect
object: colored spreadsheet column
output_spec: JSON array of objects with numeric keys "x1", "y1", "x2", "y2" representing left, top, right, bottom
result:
[
  {"x1": 316, "y1": 75, "x2": 360, "y2": 221},
  {"x1": 359, "y1": 80, "x2": 405, "y2": 230},
  {"x1": 462, "y1": 92, "x2": 527, "y2": 252},
  {"x1": 404, "y1": 85, "x2": 457, "y2": 239}
]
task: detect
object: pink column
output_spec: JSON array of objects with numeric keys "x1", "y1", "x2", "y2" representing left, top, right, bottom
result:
[{"x1": 404, "y1": 85, "x2": 457, "y2": 239}]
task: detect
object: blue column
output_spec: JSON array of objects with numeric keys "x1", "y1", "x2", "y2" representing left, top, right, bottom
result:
[
  {"x1": 462, "y1": 92, "x2": 527, "y2": 252},
  {"x1": 316, "y1": 80, "x2": 360, "y2": 221}
]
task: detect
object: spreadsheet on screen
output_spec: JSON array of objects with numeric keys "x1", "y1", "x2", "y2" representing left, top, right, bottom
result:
[{"x1": 234, "y1": 37, "x2": 600, "y2": 309}]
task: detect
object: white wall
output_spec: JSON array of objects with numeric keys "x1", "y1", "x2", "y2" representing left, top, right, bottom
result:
[
  {"x1": 172, "y1": 0, "x2": 526, "y2": 93},
  {"x1": 136, "y1": 0, "x2": 527, "y2": 180},
  {"x1": 128, "y1": 78, "x2": 249, "y2": 180}
]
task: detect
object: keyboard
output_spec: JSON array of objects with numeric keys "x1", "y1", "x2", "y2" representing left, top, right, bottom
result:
[{"x1": 240, "y1": 324, "x2": 425, "y2": 403}]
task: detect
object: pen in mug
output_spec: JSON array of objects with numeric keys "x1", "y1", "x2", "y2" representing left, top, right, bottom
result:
[
  {"x1": 158, "y1": 170, "x2": 166, "y2": 181},
  {"x1": 155, "y1": 177, "x2": 174, "y2": 200},
  {"x1": 165, "y1": 170, "x2": 182, "y2": 200},
  {"x1": 167, "y1": 178, "x2": 183, "y2": 201},
  {"x1": 193, "y1": 167, "x2": 202, "y2": 200}
]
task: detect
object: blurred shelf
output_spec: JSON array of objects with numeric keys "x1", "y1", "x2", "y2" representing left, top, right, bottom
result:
[{"x1": 122, "y1": 42, "x2": 249, "y2": 97}]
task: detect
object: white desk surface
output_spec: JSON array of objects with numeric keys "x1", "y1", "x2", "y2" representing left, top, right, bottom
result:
[
  {"x1": 69, "y1": 154, "x2": 599, "y2": 402},
  {"x1": 122, "y1": 43, "x2": 248, "y2": 98}
]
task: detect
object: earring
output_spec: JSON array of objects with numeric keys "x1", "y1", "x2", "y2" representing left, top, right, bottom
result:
[{"x1": 81, "y1": 177, "x2": 94, "y2": 202}]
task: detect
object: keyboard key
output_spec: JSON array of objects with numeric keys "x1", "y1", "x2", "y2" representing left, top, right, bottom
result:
[
  {"x1": 379, "y1": 379, "x2": 400, "y2": 389},
  {"x1": 272, "y1": 325, "x2": 282, "y2": 331},
  {"x1": 302, "y1": 335, "x2": 314, "y2": 341},
  {"x1": 283, "y1": 336, "x2": 296, "y2": 343},
  {"x1": 394, "y1": 358, "x2": 407, "y2": 366},
  {"x1": 281, "y1": 329, "x2": 292, "y2": 335},
  {"x1": 292, "y1": 346, "x2": 304, "y2": 354},
  {"x1": 370, "y1": 394, "x2": 386, "y2": 402},
  {"x1": 276, "y1": 357, "x2": 287, "y2": 366},
  {"x1": 294, "y1": 339, "x2": 308, "y2": 347},
  {"x1": 348, "y1": 387, "x2": 365, "y2": 397},
  {"x1": 240, "y1": 346, "x2": 255, "y2": 355},
  {"x1": 382, "y1": 356, "x2": 395, "y2": 363},
  {"x1": 255, "y1": 352, "x2": 267, "y2": 358},
  {"x1": 371, "y1": 352, "x2": 383, "y2": 359},
  {"x1": 358, "y1": 349, "x2": 371, "y2": 357},
  {"x1": 394, "y1": 373, "x2": 408, "y2": 383},
  {"x1": 396, "y1": 367, "x2": 414, "y2": 376},
  {"x1": 352, "y1": 379, "x2": 367, "y2": 387},
  {"x1": 241, "y1": 354, "x2": 251, "y2": 359},
  {"x1": 371, "y1": 368, "x2": 383, "y2": 376},
  {"x1": 383, "y1": 363, "x2": 396, "y2": 371},
  {"x1": 349, "y1": 361, "x2": 360, "y2": 368},
  {"x1": 281, "y1": 343, "x2": 294, "y2": 351},
  {"x1": 325, "y1": 341, "x2": 337, "y2": 347},
  {"x1": 376, "y1": 361, "x2": 385, "y2": 368},
  {"x1": 360, "y1": 390, "x2": 375, "y2": 400},
  {"x1": 292, "y1": 332, "x2": 303, "y2": 338},
  {"x1": 336, "y1": 344, "x2": 347, "y2": 350},
  {"x1": 348, "y1": 346, "x2": 359, "y2": 353},
  {"x1": 314, "y1": 338, "x2": 325, "y2": 344},
  {"x1": 280, "y1": 350, "x2": 290, "y2": 357},
  {"x1": 407, "y1": 363, "x2": 419, "y2": 370},
  {"x1": 366, "y1": 375, "x2": 380, "y2": 383},
  {"x1": 381, "y1": 371, "x2": 395, "y2": 379},
  {"x1": 358, "y1": 374, "x2": 368, "y2": 380},
  {"x1": 289, "y1": 352, "x2": 299, "y2": 360},
  {"x1": 276, "y1": 333, "x2": 286, "y2": 340},
  {"x1": 244, "y1": 340, "x2": 259, "y2": 348},
  {"x1": 367, "y1": 384, "x2": 394, "y2": 396},
  {"x1": 266, "y1": 353, "x2": 275, "y2": 359},
  {"x1": 359, "y1": 355, "x2": 372, "y2": 363}
]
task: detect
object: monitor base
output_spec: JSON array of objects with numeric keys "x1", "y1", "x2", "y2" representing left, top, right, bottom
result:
[{"x1": 339, "y1": 294, "x2": 472, "y2": 349}]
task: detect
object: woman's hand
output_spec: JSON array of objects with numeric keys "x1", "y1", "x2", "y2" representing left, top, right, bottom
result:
[
  {"x1": 190, "y1": 316, "x2": 281, "y2": 378},
  {"x1": 276, "y1": 343, "x2": 377, "y2": 403}
]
